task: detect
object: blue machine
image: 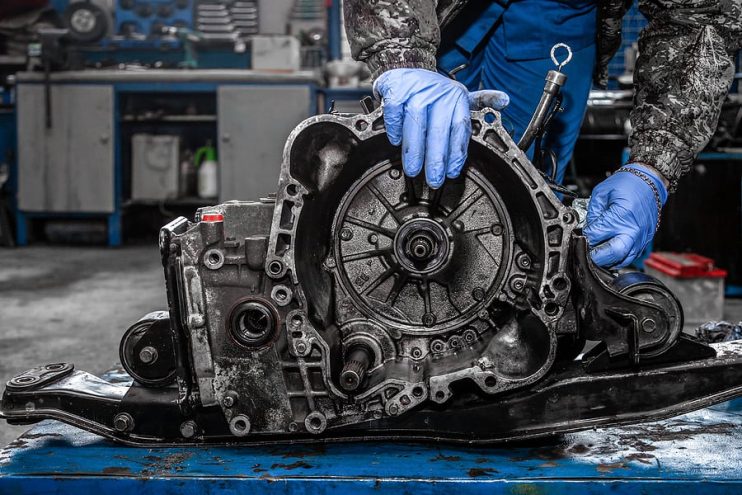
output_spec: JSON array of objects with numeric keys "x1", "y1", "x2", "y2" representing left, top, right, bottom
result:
[
  {"x1": 114, "y1": 0, "x2": 194, "y2": 39},
  {"x1": 48, "y1": 0, "x2": 253, "y2": 68}
]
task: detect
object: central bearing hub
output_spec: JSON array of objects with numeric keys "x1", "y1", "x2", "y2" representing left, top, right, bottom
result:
[
  {"x1": 331, "y1": 160, "x2": 511, "y2": 332},
  {"x1": 394, "y1": 218, "x2": 451, "y2": 275}
]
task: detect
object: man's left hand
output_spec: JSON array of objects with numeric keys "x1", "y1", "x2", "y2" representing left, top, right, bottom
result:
[{"x1": 585, "y1": 163, "x2": 668, "y2": 269}]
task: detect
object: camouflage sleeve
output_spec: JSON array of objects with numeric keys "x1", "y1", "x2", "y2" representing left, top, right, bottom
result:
[
  {"x1": 629, "y1": 0, "x2": 742, "y2": 192},
  {"x1": 594, "y1": 0, "x2": 633, "y2": 88},
  {"x1": 342, "y1": 0, "x2": 440, "y2": 79}
]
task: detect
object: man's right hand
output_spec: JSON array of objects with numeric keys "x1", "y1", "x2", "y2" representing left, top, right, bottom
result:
[{"x1": 374, "y1": 68, "x2": 509, "y2": 189}]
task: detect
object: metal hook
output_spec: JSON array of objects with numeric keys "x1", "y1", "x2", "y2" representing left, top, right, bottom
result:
[
  {"x1": 436, "y1": 63, "x2": 468, "y2": 81},
  {"x1": 550, "y1": 43, "x2": 573, "y2": 72}
]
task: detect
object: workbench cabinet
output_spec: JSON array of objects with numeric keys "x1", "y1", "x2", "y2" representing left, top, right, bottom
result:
[
  {"x1": 17, "y1": 84, "x2": 115, "y2": 213},
  {"x1": 12, "y1": 70, "x2": 319, "y2": 246}
]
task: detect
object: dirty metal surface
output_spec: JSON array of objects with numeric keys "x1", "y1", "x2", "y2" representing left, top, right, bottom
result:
[{"x1": 1, "y1": 366, "x2": 741, "y2": 495}]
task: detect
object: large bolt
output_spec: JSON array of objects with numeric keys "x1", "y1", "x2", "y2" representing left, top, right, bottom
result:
[
  {"x1": 113, "y1": 412, "x2": 134, "y2": 433},
  {"x1": 139, "y1": 346, "x2": 158, "y2": 365}
]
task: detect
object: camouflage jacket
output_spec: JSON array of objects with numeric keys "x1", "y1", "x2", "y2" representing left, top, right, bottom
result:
[{"x1": 343, "y1": 0, "x2": 742, "y2": 191}]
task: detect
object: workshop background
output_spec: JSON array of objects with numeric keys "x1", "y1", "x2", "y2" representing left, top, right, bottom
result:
[{"x1": 0, "y1": 0, "x2": 741, "y2": 464}]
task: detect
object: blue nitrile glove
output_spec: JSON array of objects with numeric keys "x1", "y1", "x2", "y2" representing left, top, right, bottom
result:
[
  {"x1": 374, "y1": 68, "x2": 510, "y2": 188},
  {"x1": 585, "y1": 163, "x2": 669, "y2": 269}
]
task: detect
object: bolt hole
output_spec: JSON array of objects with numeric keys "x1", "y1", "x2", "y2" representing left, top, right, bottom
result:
[
  {"x1": 412, "y1": 386, "x2": 424, "y2": 398},
  {"x1": 545, "y1": 302, "x2": 560, "y2": 316},
  {"x1": 275, "y1": 289, "x2": 288, "y2": 301},
  {"x1": 485, "y1": 376, "x2": 496, "y2": 388},
  {"x1": 435, "y1": 391, "x2": 445, "y2": 400},
  {"x1": 208, "y1": 253, "x2": 220, "y2": 264},
  {"x1": 484, "y1": 112, "x2": 496, "y2": 124},
  {"x1": 309, "y1": 417, "x2": 322, "y2": 429},
  {"x1": 553, "y1": 278, "x2": 568, "y2": 291},
  {"x1": 291, "y1": 314, "x2": 303, "y2": 327},
  {"x1": 286, "y1": 184, "x2": 298, "y2": 196},
  {"x1": 268, "y1": 261, "x2": 283, "y2": 275},
  {"x1": 233, "y1": 419, "x2": 247, "y2": 432},
  {"x1": 291, "y1": 330, "x2": 303, "y2": 338},
  {"x1": 355, "y1": 120, "x2": 368, "y2": 131}
]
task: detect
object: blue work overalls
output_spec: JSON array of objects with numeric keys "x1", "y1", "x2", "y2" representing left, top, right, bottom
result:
[{"x1": 437, "y1": 0, "x2": 597, "y2": 184}]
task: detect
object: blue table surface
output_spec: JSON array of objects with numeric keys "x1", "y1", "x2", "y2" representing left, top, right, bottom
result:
[{"x1": 2, "y1": 396, "x2": 742, "y2": 494}]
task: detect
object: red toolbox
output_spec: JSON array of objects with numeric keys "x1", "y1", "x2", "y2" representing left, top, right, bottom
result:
[{"x1": 644, "y1": 252, "x2": 727, "y2": 326}]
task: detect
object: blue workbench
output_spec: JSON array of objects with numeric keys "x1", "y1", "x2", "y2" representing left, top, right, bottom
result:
[{"x1": 2, "y1": 395, "x2": 741, "y2": 494}]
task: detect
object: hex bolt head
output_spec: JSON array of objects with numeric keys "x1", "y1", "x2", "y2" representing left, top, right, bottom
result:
[
  {"x1": 431, "y1": 340, "x2": 445, "y2": 353},
  {"x1": 411, "y1": 347, "x2": 422, "y2": 358},
  {"x1": 389, "y1": 168, "x2": 401, "y2": 179},
  {"x1": 113, "y1": 412, "x2": 134, "y2": 433},
  {"x1": 388, "y1": 404, "x2": 399, "y2": 415},
  {"x1": 180, "y1": 420, "x2": 197, "y2": 439},
  {"x1": 340, "y1": 228, "x2": 353, "y2": 241},
  {"x1": 368, "y1": 233, "x2": 378, "y2": 244},
  {"x1": 641, "y1": 318, "x2": 657, "y2": 333},
  {"x1": 138, "y1": 346, "x2": 158, "y2": 365},
  {"x1": 516, "y1": 253, "x2": 531, "y2": 269},
  {"x1": 229, "y1": 415, "x2": 251, "y2": 437},
  {"x1": 472, "y1": 287, "x2": 485, "y2": 301},
  {"x1": 422, "y1": 313, "x2": 436, "y2": 327},
  {"x1": 510, "y1": 277, "x2": 525, "y2": 292},
  {"x1": 452, "y1": 220, "x2": 465, "y2": 232},
  {"x1": 222, "y1": 393, "x2": 237, "y2": 408},
  {"x1": 491, "y1": 224, "x2": 503, "y2": 235},
  {"x1": 295, "y1": 341, "x2": 308, "y2": 354}
]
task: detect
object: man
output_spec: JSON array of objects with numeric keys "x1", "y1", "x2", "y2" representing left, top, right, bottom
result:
[{"x1": 343, "y1": 0, "x2": 741, "y2": 268}]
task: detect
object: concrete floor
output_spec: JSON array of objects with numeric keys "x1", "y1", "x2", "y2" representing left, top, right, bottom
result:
[
  {"x1": 0, "y1": 246, "x2": 741, "y2": 447},
  {"x1": 0, "y1": 246, "x2": 166, "y2": 446}
]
